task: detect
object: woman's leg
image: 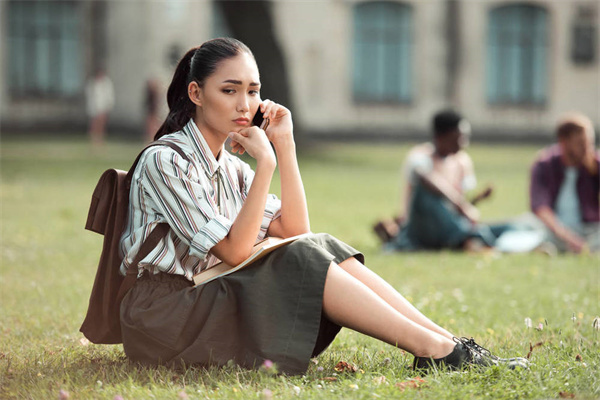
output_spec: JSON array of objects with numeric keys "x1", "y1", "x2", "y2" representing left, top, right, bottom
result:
[
  {"x1": 338, "y1": 257, "x2": 454, "y2": 340},
  {"x1": 323, "y1": 262, "x2": 455, "y2": 359}
]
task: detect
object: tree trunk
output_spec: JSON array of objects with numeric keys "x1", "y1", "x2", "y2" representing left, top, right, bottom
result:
[{"x1": 215, "y1": 1, "x2": 299, "y2": 133}]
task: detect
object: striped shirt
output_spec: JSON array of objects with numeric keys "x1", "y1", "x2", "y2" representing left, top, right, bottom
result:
[{"x1": 119, "y1": 118, "x2": 282, "y2": 280}]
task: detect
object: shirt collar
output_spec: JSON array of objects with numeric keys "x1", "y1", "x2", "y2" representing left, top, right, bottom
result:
[{"x1": 183, "y1": 118, "x2": 224, "y2": 178}]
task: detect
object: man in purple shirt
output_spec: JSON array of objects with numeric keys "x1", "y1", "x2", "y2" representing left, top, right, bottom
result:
[{"x1": 530, "y1": 113, "x2": 599, "y2": 253}]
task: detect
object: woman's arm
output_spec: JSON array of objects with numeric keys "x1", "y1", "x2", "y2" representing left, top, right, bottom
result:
[
  {"x1": 268, "y1": 136, "x2": 311, "y2": 237},
  {"x1": 416, "y1": 169, "x2": 480, "y2": 223},
  {"x1": 210, "y1": 127, "x2": 277, "y2": 265},
  {"x1": 261, "y1": 100, "x2": 311, "y2": 238}
]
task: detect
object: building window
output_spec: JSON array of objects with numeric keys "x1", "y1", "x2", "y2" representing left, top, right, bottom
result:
[
  {"x1": 353, "y1": 1, "x2": 413, "y2": 103},
  {"x1": 7, "y1": 0, "x2": 83, "y2": 98},
  {"x1": 486, "y1": 4, "x2": 548, "y2": 105},
  {"x1": 571, "y1": 6, "x2": 597, "y2": 65}
]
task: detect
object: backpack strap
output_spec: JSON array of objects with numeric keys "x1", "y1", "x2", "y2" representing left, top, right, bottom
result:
[
  {"x1": 118, "y1": 140, "x2": 191, "y2": 298},
  {"x1": 116, "y1": 223, "x2": 170, "y2": 303},
  {"x1": 125, "y1": 140, "x2": 190, "y2": 183}
]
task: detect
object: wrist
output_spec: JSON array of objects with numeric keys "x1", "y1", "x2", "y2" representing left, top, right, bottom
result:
[
  {"x1": 256, "y1": 153, "x2": 277, "y2": 171},
  {"x1": 272, "y1": 133, "x2": 295, "y2": 150},
  {"x1": 551, "y1": 223, "x2": 567, "y2": 238}
]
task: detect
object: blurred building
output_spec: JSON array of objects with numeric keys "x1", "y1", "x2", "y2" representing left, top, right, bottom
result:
[{"x1": 1, "y1": 0, "x2": 598, "y2": 140}]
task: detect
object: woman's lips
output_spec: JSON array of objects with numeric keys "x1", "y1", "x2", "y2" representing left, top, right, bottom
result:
[{"x1": 233, "y1": 118, "x2": 250, "y2": 126}]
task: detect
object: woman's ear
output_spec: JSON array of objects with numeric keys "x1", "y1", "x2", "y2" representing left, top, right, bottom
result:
[{"x1": 188, "y1": 81, "x2": 202, "y2": 107}]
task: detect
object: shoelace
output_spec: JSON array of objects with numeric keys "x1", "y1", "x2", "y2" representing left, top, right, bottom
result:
[
  {"x1": 453, "y1": 337, "x2": 496, "y2": 360},
  {"x1": 452, "y1": 337, "x2": 531, "y2": 370}
]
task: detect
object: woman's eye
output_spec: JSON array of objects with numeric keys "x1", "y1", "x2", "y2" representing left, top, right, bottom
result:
[
  {"x1": 222, "y1": 89, "x2": 235, "y2": 94},
  {"x1": 249, "y1": 90, "x2": 259, "y2": 96}
]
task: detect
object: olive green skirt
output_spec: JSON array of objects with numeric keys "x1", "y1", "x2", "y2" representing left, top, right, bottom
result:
[{"x1": 120, "y1": 233, "x2": 363, "y2": 375}]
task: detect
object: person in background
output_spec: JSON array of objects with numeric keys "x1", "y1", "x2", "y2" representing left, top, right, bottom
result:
[
  {"x1": 86, "y1": 67, "x2": 115, "y2": 147},
  {"x1": 529, "y1": 113, "x2": 599, "y2": 253},
  {"x1": 386, "y1": 110, "x2": 507, "y2": 252}
]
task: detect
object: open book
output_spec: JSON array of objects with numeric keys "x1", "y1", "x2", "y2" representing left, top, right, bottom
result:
[{"x1": 193, "y1": 233, "x2": 310, "y2": 286}]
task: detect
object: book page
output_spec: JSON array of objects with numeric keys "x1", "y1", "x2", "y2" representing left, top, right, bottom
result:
[{"x1": 193, "y1": 233, "x2": 310, "y2": 286}]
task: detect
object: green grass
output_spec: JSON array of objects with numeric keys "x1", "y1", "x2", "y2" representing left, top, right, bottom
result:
[{"x1": 1, "y1": 136, "x2": 598, "y2": 399}]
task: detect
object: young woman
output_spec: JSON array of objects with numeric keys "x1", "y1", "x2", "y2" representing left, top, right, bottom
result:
[{"x1": 119, "y1": 38, "x2": 527, "y2": 375}]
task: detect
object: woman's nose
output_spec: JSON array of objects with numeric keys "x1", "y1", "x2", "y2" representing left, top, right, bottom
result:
[{"x1": 237, "y1": 95, "x2": 250, "y2": 113}]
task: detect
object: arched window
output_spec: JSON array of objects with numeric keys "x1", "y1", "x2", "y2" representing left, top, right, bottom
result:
[
  {"x1": 353, "y1": 1, "x2": 413, "y2": 103},
  {"x1": 487, "y1": 4, "x2": 548, "y2": 105}
]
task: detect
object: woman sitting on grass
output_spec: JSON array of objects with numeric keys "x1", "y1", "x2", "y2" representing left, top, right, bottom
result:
[{"x1": 118, "y1": 37, "x2": 528, "y2": 375}]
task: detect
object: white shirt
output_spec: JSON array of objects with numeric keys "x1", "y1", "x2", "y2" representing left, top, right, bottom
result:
[
  {"x1": 119, "y1": 119, "x2": 282, "y2": 280},
  {"x1": 403, "y1": 143, "x2": 477, "y2": 191},
  {"x1": 555, "y1": 167, "x2": 582, "y2": 231},
  {"x1": 85, "y1": 75, "x2": 115, "y2": 117}
]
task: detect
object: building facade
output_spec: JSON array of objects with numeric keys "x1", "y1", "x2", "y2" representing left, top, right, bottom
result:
[{"x1": 1, "y1": 0, "x2": 598, "y2": 139}]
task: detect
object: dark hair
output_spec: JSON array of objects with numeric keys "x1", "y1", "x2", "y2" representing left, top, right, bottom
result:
[
  {"x1": 557, "y1": 122, "x2": 585, "y2": 140},
  {"x1": 154, "y1": 38, "x2": 254, "y2": 140},
  {"x1": 556, "y1": 113, "x2": 592, "y2": 140},
  {"x1": 432, "y1": 110, "x2": 464, "y2": 137}
]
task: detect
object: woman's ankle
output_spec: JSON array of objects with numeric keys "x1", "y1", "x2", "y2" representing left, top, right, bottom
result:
[{"x1": 414, "y1": 338, "x2": 456, "y2": 359}]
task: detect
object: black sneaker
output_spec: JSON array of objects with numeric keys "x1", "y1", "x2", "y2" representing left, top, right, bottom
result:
[
  {"x1": 412, "y1": 337, "x2": 529, "y2": 371},
  {"x1": 412, "y1": 341, "x2": 470, "y2": 370},
  {"x1": 455, "y1": 337, "x2": 530, "y2": 370}
]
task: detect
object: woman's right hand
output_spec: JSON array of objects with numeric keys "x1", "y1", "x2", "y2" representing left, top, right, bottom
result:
[{"x1": 228, "y1": 127, "x2": 276, "y2": 166}]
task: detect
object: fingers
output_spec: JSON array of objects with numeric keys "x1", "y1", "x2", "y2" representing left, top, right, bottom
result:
[
  {"x1": 229, "y1": 140, "x2": 245, "y2": 155},
  {"x1": 260, "y1": 99, "x2": 273, "y2": 118},
  {"x1": 228, "y1": 131, "x2": 249, "y2": 155},
  {"x1": 228, "y1": 131, "x2": 246, "y2": 145},
  {"x1": 260, "y1": 99, "x2": 290, "y2": 121},
  {"x1": 228, "y1": 126, "x2": 271, "y2": 160}
]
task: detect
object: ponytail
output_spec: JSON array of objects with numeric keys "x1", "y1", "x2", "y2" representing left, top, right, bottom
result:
[
  {"x1": 154, "y1": 47, "x2": 199, "y2": 140},
  {"x1": 154, "y1": 38, "x2": 254, "y2": 140}
]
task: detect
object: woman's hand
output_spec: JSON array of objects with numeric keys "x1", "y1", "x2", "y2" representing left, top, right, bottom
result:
[
  {"x1": 228, "y1": 126, "x2": 276, "y2": 167},
  {"x1": 259, "y1": 99, "x2": 294, "y2": 147}
]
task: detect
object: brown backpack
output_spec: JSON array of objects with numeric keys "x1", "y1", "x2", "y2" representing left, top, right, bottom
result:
[{"x1": 80, "y1": 140, "x2": 189, "y2": 344}]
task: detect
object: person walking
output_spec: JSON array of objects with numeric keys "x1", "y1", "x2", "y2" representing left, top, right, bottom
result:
[{"x1": 86, "y1": 67, "x2": 115, "y2": 147}]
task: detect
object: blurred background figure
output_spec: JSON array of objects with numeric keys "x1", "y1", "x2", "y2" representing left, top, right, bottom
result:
[
  {"x1": 381, "y1": 110, "x2": 507, "y2": 252},
  {"x1": 144, "y1": 78, "x2": 161, "y2": 142},
  {"x1": 2, "y1": 1, "x2": 597, "y2": 144},
  {"x1": 530, "y1": 113, "x2": 600, "y2": 253},
  {"x1": 86, "y1": 67, "x2": 114, "y2": 147}
]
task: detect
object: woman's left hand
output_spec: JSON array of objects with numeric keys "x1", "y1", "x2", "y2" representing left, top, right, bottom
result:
[{"x1": 259, "y1": 99, "x2": 293, "y2": 146}]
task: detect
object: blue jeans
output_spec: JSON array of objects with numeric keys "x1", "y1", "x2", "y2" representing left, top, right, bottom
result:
[{"x1": 389, "y1": 184, "x2": 508, "y2": 251}]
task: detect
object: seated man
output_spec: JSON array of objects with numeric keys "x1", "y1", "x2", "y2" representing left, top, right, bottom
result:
[
  {"x1": 387, "y1": 110, "x2": 505, "y2": 251},
  {"x1": 530, "y1": 113, "x2": 599, "y2": 253}
]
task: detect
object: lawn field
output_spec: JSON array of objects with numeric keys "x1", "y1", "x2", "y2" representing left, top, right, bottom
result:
[{"x1": 1, "y1": 136, "x2": 598, "y2": 399}]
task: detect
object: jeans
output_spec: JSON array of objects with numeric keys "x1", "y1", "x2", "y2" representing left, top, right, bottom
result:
[{"x1": 389, "y1": 183, "x2": 508, "y2": 251}]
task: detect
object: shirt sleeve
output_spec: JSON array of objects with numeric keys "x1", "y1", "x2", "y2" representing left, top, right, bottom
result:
[
  {"x1": 529, "y1": 157, "x2": 552, "y2": 213},
  {"x1": 140, "y1": 148, "x2": 233, "y2": 261},
  {"x1": 459, "y1": 152, "x2": 477, "y2": 192},
  {"x1": 404, "y1": 151, "x2": 433, "y2": 185},
  {"x1": 239, "y1": 160, "x2": 282, "y2": 240}
]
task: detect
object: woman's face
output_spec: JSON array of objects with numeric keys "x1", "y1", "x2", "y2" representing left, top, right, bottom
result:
[{"x1": 194, "y1": 52, "x2": 261, "y2": 138}]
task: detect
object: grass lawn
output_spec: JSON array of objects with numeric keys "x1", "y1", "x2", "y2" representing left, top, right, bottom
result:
[{"x1": 1, "y1": 136, "x2": 598, "y2": 399}]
